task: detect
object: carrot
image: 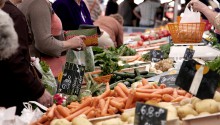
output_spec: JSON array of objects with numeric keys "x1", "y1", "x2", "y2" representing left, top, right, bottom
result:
[
  {"x1": 82, "y1": 107, "x2": 95, "y2": 115},
  {"x1": 162, "y1": 94, "x2": 175, "y2": 102},
  {"x1": 135, "y1": 88, "x2": 159, "y2": 93},
  {"x1": 65, "y1": 106, "x2": 90, "y2": 121},
  {"x1": 185, "y1": 93, "x2": 192, "y2": 98},
  {"x1": 101, "y1": 98, "x2": 110, "y2": 116},
  {"x1": 137, "y1": 84, "x2": 143, "y2": 88},
  {"x1": 172, "y1": 88, "x2": 178, "y2": 98},
  {"x1": 87, "y1": 110, "x2": 96, "y2": 119},
  {"x1": 70, "y1": 97, "x2": 92, "y2": 114},
  {"x1": 117, "y1": 83, "x2": 129, "y2": 95},
  {"x1": 108, "y1": 106, "x2": 118, "y2": 115},
  {"x1": 135, "y1": 92, "x2": 162, "y2": 98},
  {"x1": 43, "y1": 120, "x2": 51, "y2": 125},
  {"x1": 56, "y1": 105, "x2": 69, "y2": 117},
  {"x1": 109, "y1": 99, "x2": 125, "y2": 110},
  {"x1": 125, "y1": 90, "x2": 134, "y2": 109},
  {"x1": 114, "y1": 86, "x2": 127, "y2": 98},
  {"x1": 92, "y1": 97, "x2": 99, "y2": 108},
  {"x1": 177, "y1": 89, "x2": 187, "y2": 95},
  {"x1": 172, "y1": 96, "x2": 186, "y2": 102},
  {"x1": 47, "y1": 104, "x2": 56, "y2": 120},
  {"x1": 142, "y1": 78, "x2": 148, "y2": 85},
  {"x1": 99, "y1": 99, "x2": 105, "y2": 110},
  {"x1": 38, "y1": 115, "x2": 48, "y2": 124},
  {"x1": 159, "y1": 84, "x2": 166, "y2": 89},
  {"x1": 152, "y1": 84, "x2": 159, "y2": 89},
  {"x1": 112, "y1": 97, "x2": 127, "y2": 103},
  {"x1": 152, "y1": 88, "x2": 174, "y2": 94},
  {"x1": 95, "y1": 108, "x2": 102, "y2": 117},
  {"x1": 139, "y1": 85, "x2": 153, "y2": 89},
  {"x1": 97, "y1": 82, "x2": 110, "y2": 99},
  {"x1": 109, "y1": 90, "x2": 115, "y2": 96},
  {"x1": 54, "y1": 108, "x2": 63, "y2": 119},
  {"x1": 36, "y1": 123, "x2": 44, "y2": 125}
]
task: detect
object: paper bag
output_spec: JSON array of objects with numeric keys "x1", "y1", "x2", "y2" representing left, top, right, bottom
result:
[{"x1": 180, "y1": 6, "x2": 201, "y2": 23}]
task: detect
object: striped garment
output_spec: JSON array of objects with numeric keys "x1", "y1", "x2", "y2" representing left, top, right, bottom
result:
[{"x1": 86, "y1": 0, "x2": 102, "y2": 21}]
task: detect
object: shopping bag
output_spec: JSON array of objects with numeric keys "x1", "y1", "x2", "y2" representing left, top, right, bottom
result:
[
  {"x1": 180, "y1": 5, "x2": 201, "y2": 23},
  {"x1": 175, "y1": 59, "x2": 220, "y2": 99}
]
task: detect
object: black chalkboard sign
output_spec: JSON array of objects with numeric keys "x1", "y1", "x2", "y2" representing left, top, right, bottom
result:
[
  {"x1": 59, "y1": 62, "x2": 85, "y2": 95},
  {"x1": 150, "y1": 50, "x2": 163, "y2": 62},
  {"x1": 175, "y1": 59, "x2": 220, "y2": 99},
  {"x1": 134, "y1": 102, "x2": 167, "y2": 125},
  {"x1": 158, "y1": 74, "x2": 178, "y2": 88},
  {"x1": 183, "y1": 48, "x2": 195, "y2": 60}
]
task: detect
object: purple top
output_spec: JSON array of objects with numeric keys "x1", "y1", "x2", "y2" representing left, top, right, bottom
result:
[{"x1": 52, "y1": 0, "x2": 93, "y2": 30}]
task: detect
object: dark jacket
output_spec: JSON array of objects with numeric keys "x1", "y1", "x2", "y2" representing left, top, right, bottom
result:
[
  {"x1": 105, "y1": 0, "x2": 118, "y2": 16},
  {"x1": 52, "y1": 0, "x2": 93, "y2": 30},
  {"x1": 1, "y1": 1, "x2": 45, "y2": 115}
]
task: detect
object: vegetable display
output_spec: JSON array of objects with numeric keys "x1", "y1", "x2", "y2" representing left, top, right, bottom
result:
[{"x1": 32, "y1": 78, "x2": 193, "y2": 124}]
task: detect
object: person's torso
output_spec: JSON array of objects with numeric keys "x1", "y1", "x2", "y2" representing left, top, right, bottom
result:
[
  {"x1": 94, "y1": 16, "x2": 121, "y2": 45},
  {"x1": 118, "y1": 1, "x2": 133, "y2": 26},
  {"x1": 139, "y1": 1, "x2": 160, "y2": 25},
  {"x1": 53, "y1": 0, "x2": 93, "y2": 30}
]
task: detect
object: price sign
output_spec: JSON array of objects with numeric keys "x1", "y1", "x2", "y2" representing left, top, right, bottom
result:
[
  {"x1": 59, "y1": 62, "x2": 85, "y2": 95},
  {"x1": 175, "y1": 59, "x2": 220, "y2": 99},
  {"x1": 150, "y1": 50, "x2": 163, "y2": 62},
  {"x1": 134, "y1": 102, "x2": 167, "y2": 125},
  {"x1": 158, "y1": 74, "x2": 178, "y2": 88},
  {"x1": 183, "y1": 48, "x2": 195, "y2": 60}
]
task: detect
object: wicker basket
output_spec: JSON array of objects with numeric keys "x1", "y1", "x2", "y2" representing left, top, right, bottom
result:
[
  {"x1": 167, "y1": 17, "x2": 206, "y2": 43},
  {"x1": 93, "y1": 74, "x2": 113, "y2": 84}
]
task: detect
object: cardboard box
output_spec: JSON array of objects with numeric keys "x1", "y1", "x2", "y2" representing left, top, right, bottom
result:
[{"x1": 182, "y1": 112, "x2": 220, "y2": 125}]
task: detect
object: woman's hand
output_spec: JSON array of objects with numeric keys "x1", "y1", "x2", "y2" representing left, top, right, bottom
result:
[
  {"x1": 37, "y1": 90, "x2": 53, "y2": 107},
  {"x1": 188, "y1": 0, "x2": 208, "y2": 12},
  {"x1": 67, "y1": 35, "x2": 86, "y2": 50}
]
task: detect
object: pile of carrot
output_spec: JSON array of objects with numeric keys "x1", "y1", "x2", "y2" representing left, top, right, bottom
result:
[{"x1": 32, "y1": 78, "x2": 192, "y2": 125}]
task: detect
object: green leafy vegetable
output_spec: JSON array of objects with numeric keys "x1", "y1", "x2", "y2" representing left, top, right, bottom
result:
[
  {"x1": 40, "y1": 61, "x2": 50, "y2": 73},
  {"x1": 206, "y1": 57, "x2": 220, "y2": 87},
  {"x1": 160, "y1": 43, "x2": 172, "y2": 59}
]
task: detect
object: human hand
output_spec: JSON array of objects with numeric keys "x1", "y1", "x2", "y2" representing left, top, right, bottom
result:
[
  {"x1": 68, "y1": 35, "x2": 86, "y2": 50},
  {"x1": 37, "y1": 90, "x2": 53, "y2": 107},
  {"x1": 188, "y1": 0, "x2": 208, "y2": 12}
]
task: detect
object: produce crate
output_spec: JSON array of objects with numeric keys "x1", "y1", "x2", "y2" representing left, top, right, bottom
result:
[
  {"x1": 93, "y1": 74, "x2": 113, "y2": 84},
  {"x1": 182, "y1": 112, "x2": 220, "y2": 125},
  {"x1": 168, "y1": 17, "x2": 205, "y2": 43}
]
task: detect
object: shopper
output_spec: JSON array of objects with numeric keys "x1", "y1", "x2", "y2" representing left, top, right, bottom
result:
[
  {"x1": 118, "y1": 0, "x2": 138, "y2": 26},
  {"x1": 93, "y1": 14, "x2": 124, "y2": 48},
  {"x1": 105, "y1": 0, "x2": 118, "y2": 16},
  {"x1": 18, "y1": 0, "x2": 85, "y2": 77},
  {"x1": 133, "y1": 0, "x2": 160, "y2": 28},
  {"x1": 52, "y1": 0, "x2": 96, "y2": 72},
  {"x1": 86, "y1": 0, "x2": 102, "y2": 22},
  {"x1": 52, "y1": 0, "x2": 93, "y2": 30},
  {"x1": 189, "y1": 0, "x2": 220, "y2": 33},
  {"x1": 0, "y1": 0, "x2": 53, "y2": 115}
]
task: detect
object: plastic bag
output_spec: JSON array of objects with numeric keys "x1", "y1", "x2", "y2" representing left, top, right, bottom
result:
[
  {"x1": 66, "y1": 47, "x2": 95, "y2": 72},
  {"x1": 33, "y1": 58, "x2": 57, "y2": 95},
  {"x1": 180, "y1": 5, "x2": 201, "y2": 23}
]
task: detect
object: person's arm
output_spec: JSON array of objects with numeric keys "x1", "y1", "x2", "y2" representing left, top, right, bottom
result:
[
  {"x1": 133, "y1": 6, "x2": 141, "y2": 19},
  {"x1": 29, "y1": 0, "x2": 84, "y2": 57},
  {"x1": 29, "y1": 0, "x2": 63, "y2": 57},
  {"x1": 189, "y1": 0, "x2": 219, "y2": 30},
  {"x1": 116, "y1": 23, "x2": 124, "y2": 47}
]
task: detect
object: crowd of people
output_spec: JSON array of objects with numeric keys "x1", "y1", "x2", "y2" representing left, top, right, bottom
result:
[{"x1": 0, "y1": 0, "x2": 220, "y2": 115}]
